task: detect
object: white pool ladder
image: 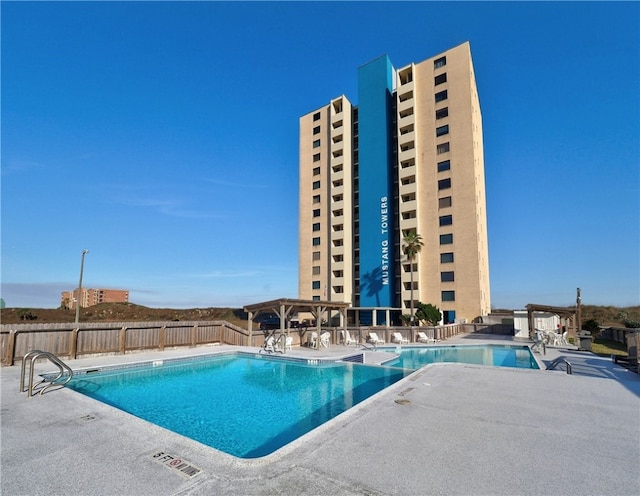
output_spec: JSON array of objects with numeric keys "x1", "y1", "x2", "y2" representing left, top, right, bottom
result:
[{"x1": 20, "y1": 350, "x2": 74, "y2": 397}]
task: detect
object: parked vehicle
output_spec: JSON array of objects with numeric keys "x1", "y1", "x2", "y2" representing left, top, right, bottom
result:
[{"x1": 259, "y1": 317, "x2": 281, "y2": 331}]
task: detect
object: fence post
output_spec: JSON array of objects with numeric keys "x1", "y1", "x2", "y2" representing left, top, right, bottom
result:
[
  {"x1": 4, "y1": 330, "x2": 17, "y2": 366},
  {"x1": 191, "y1": 324, "x2": 198, "y2": 347},
  {"x1": 119, "y1": 327, "x2": 127, "y2": 354},
  {"x1": 70, "y1": 328, "x2": 79, "y2": 359},
  {"x1": 159, "y1": 325, "x2": 166, "y2": 351}
]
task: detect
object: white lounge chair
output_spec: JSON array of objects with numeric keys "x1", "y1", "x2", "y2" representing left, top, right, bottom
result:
[
  {"x1": 531, "y1": 331, "x2": 545, "y2": 353},
  {"x1": 368, "y1": 332, "x2": 385, "y2": 345},
  {"x1": 320, "y1": 332, "x2": 330, "y2": 348},
  {"x1": 285, "y1": 336, "x2": 293, "y2": 351},
  {"x1": 340, "y1": 330, "x2": 356, "y2": 345},
  {"x1": 264, "y1": 336, "x2": 276, "y2": 353},
  {"x1": 392, "y1": 332, "x2": 409, "y2": 344},
  {"x1": 417, "y1": 331, "x2": 435, "y2": 343}
]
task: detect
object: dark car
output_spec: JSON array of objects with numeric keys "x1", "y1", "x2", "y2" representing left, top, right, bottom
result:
[{"x1": 259, "y1": 317, "x2": 281, "y2": 331}]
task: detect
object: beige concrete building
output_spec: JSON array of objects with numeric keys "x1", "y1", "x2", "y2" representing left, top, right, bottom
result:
[
  {"x1": 299, "y1": 42, "x2": 490, "y2": 325},
  {"x1": 61, "y1": 288, "x2": 129, "y2": 309}
]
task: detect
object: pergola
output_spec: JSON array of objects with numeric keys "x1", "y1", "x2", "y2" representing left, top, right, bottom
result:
[
  {"x1": 243, "y1": 298, "x2": 351, "y2": 347},
  {"x1": 525, "y1": 303, "x2": 580, "y2": 338}
]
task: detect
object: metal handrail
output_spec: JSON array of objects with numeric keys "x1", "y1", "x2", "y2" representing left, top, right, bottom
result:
[
  {"x1": 546, "y1": 357, "x2": 573, "y2": 375},
  {"x1": 20, "y1": 350, "x2": 74, "y2": 397}
]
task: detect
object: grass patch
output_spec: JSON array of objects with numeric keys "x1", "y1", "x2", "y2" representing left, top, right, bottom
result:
[{"x1": 591, "y1": 338, "x2": 627, "y2": 357}]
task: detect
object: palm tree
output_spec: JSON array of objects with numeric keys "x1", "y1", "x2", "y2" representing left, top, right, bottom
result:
[{"x1": 402, "y1": 231, "x2": 423, "y2": 325}]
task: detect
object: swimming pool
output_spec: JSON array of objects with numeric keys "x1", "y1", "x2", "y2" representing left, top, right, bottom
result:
[
  {"x1": 67, "y1": 353, "x2": 409, "y2": 458},
  {"x1": 379, "y1": 345, "x2": 539, "y2": 370}
]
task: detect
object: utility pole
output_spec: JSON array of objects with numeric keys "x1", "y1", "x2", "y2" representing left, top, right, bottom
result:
[
  {"x1": 576, "y1": 287, "x2": 582, "y2": 334},
  {"x1": 75, "y1": 249, "x2": 89, "y2": 324}
]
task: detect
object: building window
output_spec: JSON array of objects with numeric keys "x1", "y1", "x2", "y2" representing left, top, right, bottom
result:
[
  {"x1": 312, "y1": 223, "x2": 320, "y2": 231},
  {"x1": 442, "y1": 290, "x2": 455, "y2": 301},
  {"x1": 313, "y1": 139, "x2": 320, "y2": 148},
  {"x1": 313, "y1": 167, "x2": 320, "y2": 176},
  {"x1": 312, "y1": 266, "x2": 321, "y2": 275},
  {"x1": 435, "y1": 73, "x2": 447, "y2": 85},
  {"x1": 439, "y1": 215, "x2": 453, "y2": 226},
  {"x1": 402, "y1": 210, "x2": 417, "y2": 220},
  {"x1": 313, "y1": 181, "x2": 320, "y2": 190},
  {"x1": 439, "y1": 196, "x2": 452, "y2": 208},
  {"x1": 441, "y1": 271, "x2": 455, "y2": 282},
  {"x1": 434, "y1": 56, "x2": 446, "y2": 69},
  {"x1": 313, "y1": 195, "x2": 320, "y2": 204},
  {"x1": 440, "y1": 252, "x2": 454, "y2": 263},
  {"x1": 313, "y1": 112, "x2": 321, "y2": 121},
  {"x1": 312, "y1": 281, "x2": 321, "y2": 290},
  {"x1": 401, "y1": 175, "x2": 416, "y2": 185},
  {"x1": 312, "y1": 237, "x2": 320, "y2": 246},
  {"x1": 313, "y1": 209, "x2": 320, "y2": 217},
  {"x1": 313, "y1": 126, "x2": 320, "y2": 135},
  {"x1": 398, "y1": 91, "x2": 413, "y2": 102},
  {"x1": 440, "y1": 233, "x2": 453, "y2": 245},
  {"x1": 436, "y1": 107, "x2": 448, "y2": 120},
  {"x1": 313, "y1": 251, "x2": 321, "y2": 261},
  {"x1": 313, "y1": 153, "x2": 321, "y2": 162},
  {"x1": 333, "y1": 286, "x2": 344, "y2": 294},
  {"x1": 437, "y1": 160, "x2": 451, "y2": 172},
  {"x1": 435, "y1": 90, "x2": 448, "y2": 103},
  {"x1": 436, "y1": 125, "x2": 449, "y2": 137},
  {"x1": 438, "y1": 178, "x2": 451, "y2": 190},
  {"x1": 437, "y1": 142, "x2": 450, "y2": 154}
]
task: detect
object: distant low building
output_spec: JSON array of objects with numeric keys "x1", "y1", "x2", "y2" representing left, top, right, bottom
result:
[{"x1": 61, "y1": 288, "x2": 129, "y2": 309}]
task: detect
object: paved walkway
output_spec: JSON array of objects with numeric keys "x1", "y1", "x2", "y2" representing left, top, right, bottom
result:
[{"x1": 2, "y1": 334, "x2": 639, "y2": 495}]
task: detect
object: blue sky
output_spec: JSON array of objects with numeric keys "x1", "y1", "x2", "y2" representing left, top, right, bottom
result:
[{"x1": 2, "y1": 1, "x2": 638, "y2": 310}]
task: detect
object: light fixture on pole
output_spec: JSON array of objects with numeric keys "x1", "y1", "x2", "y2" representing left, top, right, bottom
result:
[{"x1": 75, "y1": 249, "x2": 89, "y2": 324}]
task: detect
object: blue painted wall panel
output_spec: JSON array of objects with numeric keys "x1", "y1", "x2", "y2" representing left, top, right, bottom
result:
[{"x1": 357, "y1": 56, "x2": 395, "y2": 308}]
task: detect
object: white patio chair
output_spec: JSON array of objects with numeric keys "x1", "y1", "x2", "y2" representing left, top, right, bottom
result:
[
  {"x1": 368, "y1": 332, "x2": 385, "y2": 345},
  {"x1": 320, "y1": 332, "x2": 330, "y2": 348}
]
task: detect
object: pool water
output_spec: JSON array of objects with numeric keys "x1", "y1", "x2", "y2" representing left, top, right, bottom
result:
[
  {"x1": 380, "y1": 345, "x2": 539, "y2": 370},
  {"x1": 67, "y1": 354, "x2": 409, "y2": 458}
]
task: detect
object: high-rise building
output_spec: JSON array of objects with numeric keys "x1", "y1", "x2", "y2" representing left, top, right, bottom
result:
[{"x1": 298, "y1": 42, "x2": 490, "y2": 325}]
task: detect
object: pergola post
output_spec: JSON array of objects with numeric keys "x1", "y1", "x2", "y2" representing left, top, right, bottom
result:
[{"x1": 248, "y1": 311, "x2": 254, "y2": 347}]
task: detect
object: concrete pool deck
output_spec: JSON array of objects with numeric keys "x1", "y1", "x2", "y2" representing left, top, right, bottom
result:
[{"x1": 2, "y1": 333, "x2": 639, "y2": 495}]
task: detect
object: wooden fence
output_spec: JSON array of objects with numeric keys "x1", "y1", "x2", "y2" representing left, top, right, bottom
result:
[
  {"x1": 1, "y1": 320, "x2": 498, "y2": 366},
  {"x1": 0, "y1": 321, "x2": 250, "y2": 366}
]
